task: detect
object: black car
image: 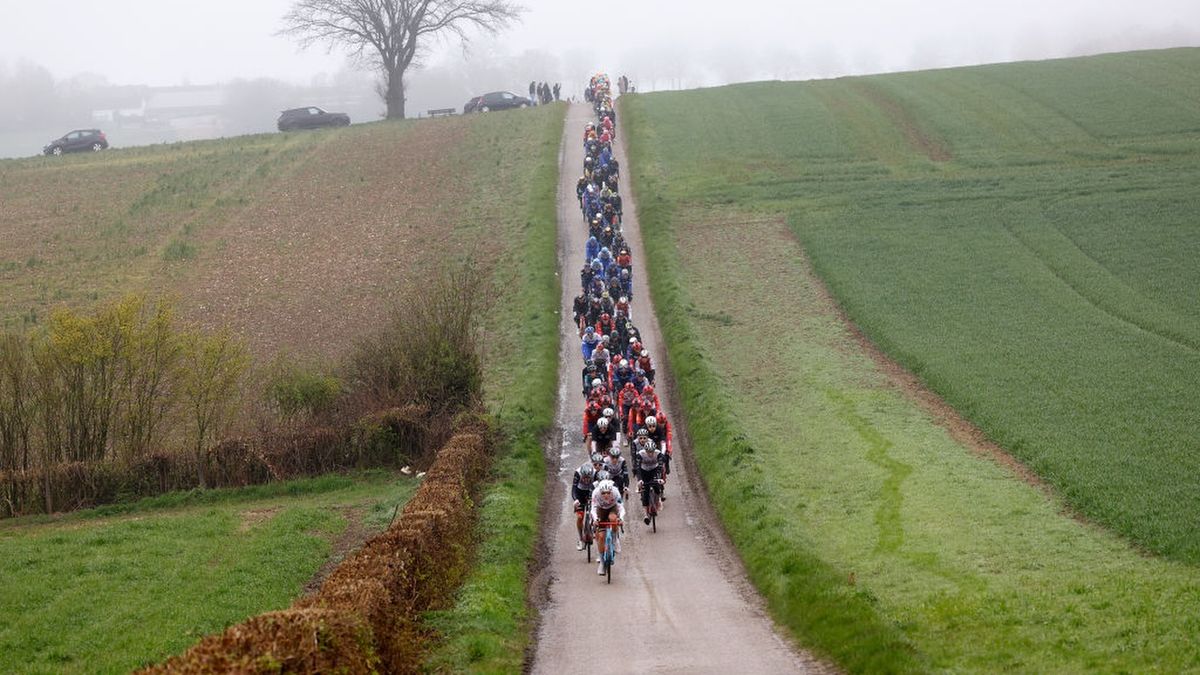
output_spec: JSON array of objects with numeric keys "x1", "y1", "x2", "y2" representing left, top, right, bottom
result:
[
  {"x1": 277, "y1": 106, "x2": 351, "y2": 131},
  {"x1": 463, "y1": 91, "x2": 532, "y2": 113},
  {"x1": 43, "y1": 129, "x2": 108, "y2": 156}
]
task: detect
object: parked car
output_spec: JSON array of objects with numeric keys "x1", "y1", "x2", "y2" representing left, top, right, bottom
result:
[
  {"x1": 463, "y1": 91, "x2": 532, "y2": 113},
  {"x1": 277, "y1": 106, "x2": 351, "y2": 131},
  {"x1": 43, "y1": 129, "x2": 108, "y2": 156}
]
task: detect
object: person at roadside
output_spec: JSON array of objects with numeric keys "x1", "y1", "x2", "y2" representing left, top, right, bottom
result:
[
  {"x1": 591, "y1": 475, "x2": 625, "y2": 573},
  {"x1": 572, "y1": 461, "x2": 597, "y2": 550}
]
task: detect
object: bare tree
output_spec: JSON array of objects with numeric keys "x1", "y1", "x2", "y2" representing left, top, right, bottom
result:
[{"x1": 281, "y1": 0, "x2": 525, "y2": 120}]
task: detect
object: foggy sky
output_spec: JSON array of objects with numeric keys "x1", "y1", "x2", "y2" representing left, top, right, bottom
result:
[{"x1": 3, "y1": 0, "x2": 1200, "y2": 88}]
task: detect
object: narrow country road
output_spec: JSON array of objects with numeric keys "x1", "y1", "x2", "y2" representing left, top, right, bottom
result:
[{"x1": 530, "y1": 102, "x2": 825, "y2": 673}]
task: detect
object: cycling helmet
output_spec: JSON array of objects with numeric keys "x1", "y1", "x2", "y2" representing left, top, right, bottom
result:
[
  {"x1": 580, "y1": 462, "x2": 595, "y2": 478},
  {"x1": 584, "y1": 325, "x2": 594, "y2": 334},
  {"x1": 637, "y1": 428, "x2": 649, "y2": 438},
  {"x1": 596, "y1": 471, "x2": 612, "y2": 483},
  {"x1": 591, "y1": 452, "x2": 604, "y2": 464},
  {"x1": 641, "y1": 350, "x2": 649, "y2": 357},
  {"x1": 646, "y1": 416, "x2": 657, "y2": 429},
  {"x1": 600, "y1": 312, "x2": 610, "y2": 321},
  {"x1": 608, "y1": 446, "x2": 622, "y2": 458},
  {"x1": 597, "y1": 417, "x2": 610, "y2": 430},
  {"x1": 643, "y1": 385, "x2": 655, "y2": 397},
  {"x1": 591, "y1": 378, "x2": 602, "y2": 388}
]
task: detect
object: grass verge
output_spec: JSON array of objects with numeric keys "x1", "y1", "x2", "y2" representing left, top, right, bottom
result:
[
  {"x1": 622, "y1": 49, "x2": 1200, "y2": 673},
  {"x1": 623, "y1": 98, "x2": 925, "y2": 673},
  {"x1": 422, "y1": 103, "x2": 565, "y2": 671}
]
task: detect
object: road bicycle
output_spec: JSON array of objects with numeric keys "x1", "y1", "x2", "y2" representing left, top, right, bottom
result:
[
  {"x1": 596, "y1": 520, "x2": 621, "y2": 584},
  {"x1": 641, "y1": 477, "x2": 664, "y2": 533},
  {"x1": 581, "y1": 507, "x2": 595, "y2": 562}
]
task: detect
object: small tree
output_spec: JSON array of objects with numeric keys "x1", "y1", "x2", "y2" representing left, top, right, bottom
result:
[
  {"x1": 281, "y1": 0, "x2": 525, "y2": 120},
  {"x1": 116, "y1": 297, "x2": 183, "y2": 463},
  {"x1": 182, "y1": 329, "x2": 248, "y2": 488}
]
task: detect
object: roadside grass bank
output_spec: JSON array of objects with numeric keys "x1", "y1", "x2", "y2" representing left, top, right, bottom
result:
[
  {"x1": 621, "y1": 48, "x2": 1200, "y2": 563},
  {"x1": 622, "y1": 48, "x2": 1200, "y2": 673},
  {"x1": 422, "y1": 103, "x2": 566, "y2": 672},
  {"x1": 0, "y1": 470, "x2": 415, "y2": 674},
  {"x1": 623, "y1": 100, "x2": 925, "y2": 674}
]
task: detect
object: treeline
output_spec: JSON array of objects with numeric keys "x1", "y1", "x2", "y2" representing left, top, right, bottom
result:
[{"x1": 0, "y1": 268, "x2": 486, "y2": 517}]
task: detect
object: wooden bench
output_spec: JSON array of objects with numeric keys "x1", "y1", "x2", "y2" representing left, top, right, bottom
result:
[{"x1": 427, "y1": 107, "x2": 456, "y2": 117}]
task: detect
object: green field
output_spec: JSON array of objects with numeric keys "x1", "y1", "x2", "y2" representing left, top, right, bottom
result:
[
  {"x1": 625, "y1": 48, "x2": 1200, "y2": 672},
  {"x1": 0, "y1": 472, "x2": 415, "y2": 674},
  {"x1": 0, "y1": 106, "x2": 569, "y2": 669}
]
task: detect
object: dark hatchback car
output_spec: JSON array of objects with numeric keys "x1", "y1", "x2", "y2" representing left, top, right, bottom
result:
[
  {"x1": 43, "y1": 129, "x2": 108, "y2": 156},
  {"x1": 463, "y1": 91, "x2": 532, "y2": 113},
  {"x1": 277, "y1": 106, "x2": 351, "y2": 131}
]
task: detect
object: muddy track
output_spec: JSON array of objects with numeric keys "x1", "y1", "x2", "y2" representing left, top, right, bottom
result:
[{"x1": 528, "y1": 103, "x2": 827, "y2": 673}]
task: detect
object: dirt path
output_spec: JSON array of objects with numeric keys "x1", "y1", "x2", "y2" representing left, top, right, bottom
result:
[{"x1": 530, "y1": 103, "x2": 826, "y2": 673}]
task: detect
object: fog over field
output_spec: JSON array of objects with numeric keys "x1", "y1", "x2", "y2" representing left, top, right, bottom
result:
[{"x1": 0, "y1": 0, "x2": 1197, "y2": 157}]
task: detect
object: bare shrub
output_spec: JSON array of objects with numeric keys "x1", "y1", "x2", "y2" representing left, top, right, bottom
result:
[{"x1": 348, "y1": 265, "x2": 488, "y2": 413}]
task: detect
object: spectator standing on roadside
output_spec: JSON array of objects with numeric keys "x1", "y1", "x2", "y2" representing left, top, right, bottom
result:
[
  {"x1": 553, "y1": 83, "x2": 561, "y2": 101},
  {"x1": 529, "y1": 80, "x2": 536, "y2": 105}
]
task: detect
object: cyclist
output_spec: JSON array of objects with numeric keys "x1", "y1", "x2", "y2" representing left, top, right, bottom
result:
[
  {"x1": 581, "y1": 361, "x2": 600, "y2": 396},
  {"x1": 573, "y1": 293, "x2": 589, "y2": 335},
  {"x1": 581, "y1": 326, "x2": 599, "y2": 361},
  {"x1": 639, "y1": 384, "x2": 661, "y2": 412},
  {"x1": 591, "y1": 415, "x2": 618, "y2": 455},
  {"x1": 572, "y1": 461, "x2": 597, "y2": 550},
  {"x1": 645, "y1": 413, "x2": 673, "y2": 499},
  {"x1": 633, "y1": 430, "x2": 669, "y2": 524},
  {"x1": 637, "y1": 350, "x2": 656, "y2": 385},
  {"x1": 617, "y1": 382, "x2": 641, "y2": 429},
  {"x1": 586, "y1": 235, "x2": 600, "y2": 263},
  {"x1": 590, "y1": 474, "x2": 625, "y2": 574},
  {"x1": 603, "y1": 445, "x2": 630, "y2": 500},
  {"x1": 576, "y1": 175, "x2": 589, "y2": 207},
  {"x1": 582, "y1": 398, "x2": 603, "y2": 442}
]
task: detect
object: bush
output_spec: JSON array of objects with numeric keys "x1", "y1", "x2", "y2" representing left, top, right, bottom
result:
[
  {"x1": 349, "y1": 265, "x2": 487, "y2": 412},
  {"x1": 267, "y1": 360, "x2": 342, "y2": 420}
]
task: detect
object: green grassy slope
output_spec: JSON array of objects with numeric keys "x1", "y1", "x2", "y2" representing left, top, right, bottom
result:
[
  {"x1": 630, "y1": 48, "x2": 1200, "y2": 562},
  {"x1": 0, "y1": 472, "x2": 415, "y2": 674},
  {"x1": 624, "y1": 48, "x2": 1200, "y2": 672}
]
